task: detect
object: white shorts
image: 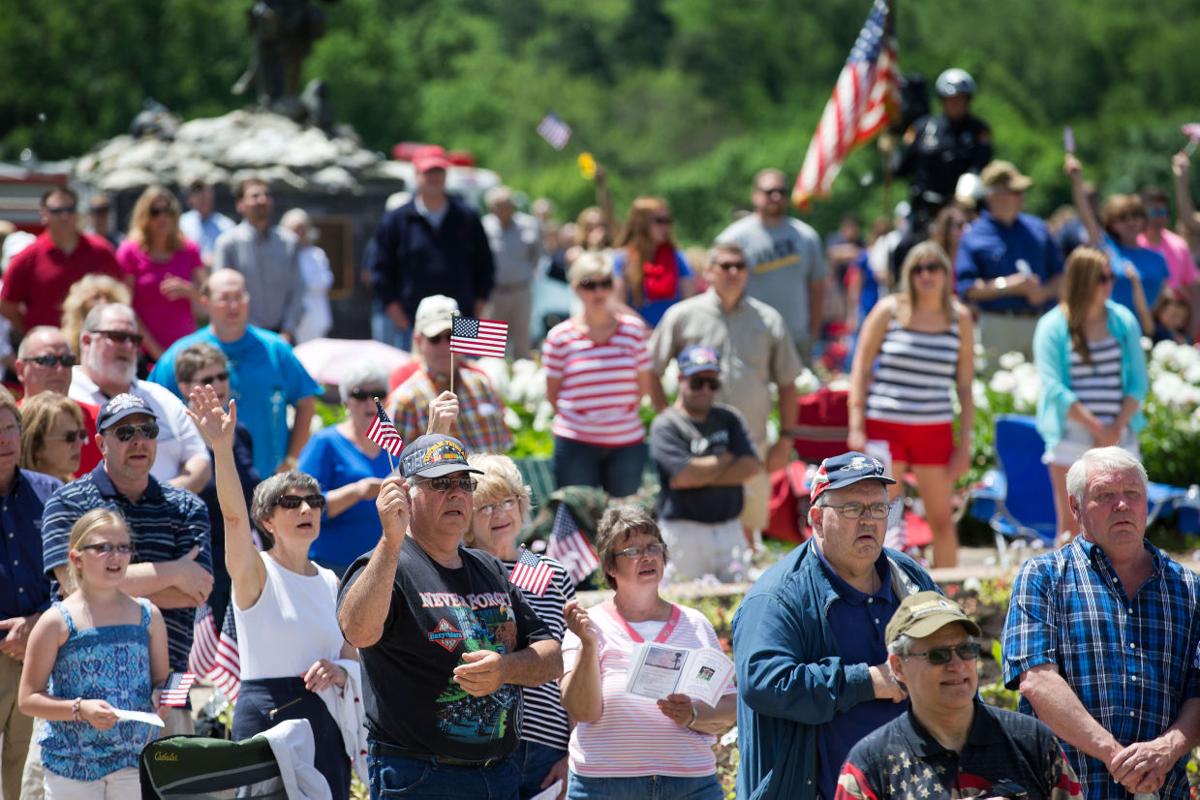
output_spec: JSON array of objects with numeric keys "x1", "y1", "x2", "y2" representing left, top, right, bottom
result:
[
  {"x1": 44, "y1": 766, "x2": 140, "y2": 799},
  {"x1": 660, "y1": 517, "x2": 747, "y2": 583},
  {"x1": 1045, "y1": 420, "x2": 1140, "y2": 467}
]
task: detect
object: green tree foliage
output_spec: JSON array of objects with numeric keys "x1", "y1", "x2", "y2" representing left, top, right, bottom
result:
[{"x1": 1, "y1": 0, "x2": 1197, "y2": 239}]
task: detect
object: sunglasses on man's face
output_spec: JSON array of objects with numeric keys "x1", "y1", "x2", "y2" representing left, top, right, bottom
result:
[
  {"x1": 193, "y1": 371, "x2": 230, "y2": 385},
  {"x1": 905, "y1": 642, "x2": 981, "y2": 665},
  {"x1": 348, "y1": 388, "x2": 387, "y2": 402},
  {"x1": 27, "y1": 354, "x2": 76, "y2": 368},
  {"x1": 108, "y1": 422, "x2": 159, "y2": 442},
  {"x1": 423, "y1": 476, "x2": 478, "y2": 493},
  {"x1": 688, "y1": 376, "x2": 721, "y2": 391},
  {"x1": 758, "y1": 187, "x2": 787, "y2": 197},
  {"x1": 274, "y1": 493, "x2": 326, "y2": 510},
  {"x1": 94, "y1": 330, "x2": 144, "y2": 346},
  {"x1": 45, "y1": 205, "x2": 77, "y2": 216}
]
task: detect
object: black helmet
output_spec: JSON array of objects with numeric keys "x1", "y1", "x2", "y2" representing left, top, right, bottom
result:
[{"x1": 935, "y1": 68, "x2": 976, "y2": 98}]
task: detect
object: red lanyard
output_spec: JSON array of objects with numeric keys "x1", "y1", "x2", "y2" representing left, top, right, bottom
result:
[{"x1": 604, "y1": 601, "x2": 681, "y2": 644}]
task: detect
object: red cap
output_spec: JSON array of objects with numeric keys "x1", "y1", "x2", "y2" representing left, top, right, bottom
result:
[{"x1": 412, "y1": 145, "x2": 451, "y2": 173}]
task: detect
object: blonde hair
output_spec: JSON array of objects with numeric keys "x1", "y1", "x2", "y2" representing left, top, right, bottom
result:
[
  {"x1": 19, "y1": 392, "x2": 84, "y2": 482},
  {"x1": 896, "y1": 241, "x2": 955, "y2": 326},
  {"x1": 127, "y1": 185, "x2": 183, "y2": 252},
  {"x1": 616, "y1": 197, "x2": 673, "y2": 308},
  {"x1": 60, "y1": 275, "x2": 131, "y2": 355},
  {"x1": 567, "y1": 252, "x2": 612, "y2": 288},
  {"x1": 465, "y1": 453, "x2": 532, "y2": 547},
  {"x1": 1061, "y1": 246, "x2": 1110, "y2": 366},
  {"x1": 68, "y1": 508, "x2": 130, "y2": 580}
]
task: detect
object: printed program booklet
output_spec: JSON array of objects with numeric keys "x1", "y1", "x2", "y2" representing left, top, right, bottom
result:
[{"x1": 624, "y1": 643, "x2": 734, "y2": 707}]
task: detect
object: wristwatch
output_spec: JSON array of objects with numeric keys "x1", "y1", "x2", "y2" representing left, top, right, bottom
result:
[{"x1": 994, "y1": 276, "x2": 1009, "y2": 291}]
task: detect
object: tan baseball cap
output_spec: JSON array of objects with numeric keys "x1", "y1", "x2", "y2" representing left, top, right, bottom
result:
[
  {"x1": 980, "y1": 160, "x2": 1032, "y2": 192},
  {"x1": 885, "y1": 591, "x2": 982, "y2": 645},
  {"x1": 413, "y1": 295, "x2": 459, "y2": 338}
]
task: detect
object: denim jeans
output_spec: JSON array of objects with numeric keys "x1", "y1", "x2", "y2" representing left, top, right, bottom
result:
[
  {"x1": 511, "y1": 740, "x2": 568, "y2": 800},
  {"x1": 371, "y1": 299, "x2": 413, "y2": 352},
  {"x1": 368, "y1": 748, "x2": 519, "y2": 799},
  {"x1": 565, "y1": 772, "x2": 723, "y2": 800},
  {"x1": 552, "y1": 437, "x2": 646, "y2": 498}
]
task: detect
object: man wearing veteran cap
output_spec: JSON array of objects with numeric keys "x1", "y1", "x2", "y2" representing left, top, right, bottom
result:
[
  {"x1": 733, "y1": 451, "x2": 937, "y2": 800},
  {"x1": 387, "y1": 294, "x2": 511, "y2": 455},
  {"x1": 40, "y1": 392, "x2": 213, "y2": 735},
  {"x1": 955, "y1": 159, "x2": 1064, "y2": 358},
  {"x1": 836, "y1": 592, "x2": 1083, "y2": 800},
  {"x1": 649, "y1": 344, "x2": 761, "y2": 582},
  {"x1": 337, "y1": 433, "x2": 561, "y2": 799}
]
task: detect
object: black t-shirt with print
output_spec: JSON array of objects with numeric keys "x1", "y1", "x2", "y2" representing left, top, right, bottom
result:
[
  {"x1": 650, "y1": 404, "x2": 757, "y2": 523},
  {"x1": 338, "y1": 538, "x2": 552, "y2": 761}
]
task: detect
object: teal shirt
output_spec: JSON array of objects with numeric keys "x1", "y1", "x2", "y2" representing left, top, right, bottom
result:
[{"x1": 1032, "y1": 299, "x2": 1147, "y2": 451}]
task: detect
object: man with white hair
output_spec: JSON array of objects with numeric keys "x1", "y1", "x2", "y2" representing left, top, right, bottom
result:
[
  {"x1": 1003, "y1": 447, "x2": 1200, "y2": 800},
  {"x1": 482, "y1": 185, "x2": 542, "y2": 359},
  {"x1": 68, "y1": 303, "x2": 210, "y2": 492}
]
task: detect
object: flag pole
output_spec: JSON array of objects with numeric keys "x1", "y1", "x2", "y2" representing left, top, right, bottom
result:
[
  {"x1": 449, "y1": 313, "x2": 457, "y2": 395},
  {"x1": 372, "y1": 396, "x2": 397, "y2": 473}
]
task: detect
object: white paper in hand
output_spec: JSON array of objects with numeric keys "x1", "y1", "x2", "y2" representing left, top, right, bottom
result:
[
  {"x1": 530, "y1": 780, "x2": 563, "y2": 800},
  {"x1": 113, "y1": 708, "x2": 165, "y2": 727}
]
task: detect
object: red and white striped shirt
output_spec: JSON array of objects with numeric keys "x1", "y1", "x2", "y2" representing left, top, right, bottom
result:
[
  {"x1": 542, "y1": 315, "x2": 650, "y2": 446},
  {"x1": 561, "y1": 602, "x2": 735, "y2": 778}
]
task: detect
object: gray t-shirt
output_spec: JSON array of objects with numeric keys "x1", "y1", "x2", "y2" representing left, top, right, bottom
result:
[{"x1": 716, "y1": 214, "x2": 827, "y2": 347}]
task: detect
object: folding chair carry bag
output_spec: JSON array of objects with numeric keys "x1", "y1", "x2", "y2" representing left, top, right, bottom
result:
[{"x1": 141, "y1": 734, "x2": 285, "y2": 799}]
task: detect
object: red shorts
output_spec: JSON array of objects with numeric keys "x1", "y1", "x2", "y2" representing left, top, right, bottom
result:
[{"x1": 865, "y1": 418, "x2": 954, "y2": 466}]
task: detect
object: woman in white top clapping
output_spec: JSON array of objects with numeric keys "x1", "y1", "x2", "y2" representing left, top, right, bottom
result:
[{"x1": 187, "y1": 385, "x2": 357, "y2": 800}]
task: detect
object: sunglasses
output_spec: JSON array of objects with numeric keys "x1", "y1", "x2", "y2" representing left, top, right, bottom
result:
[
  {"x1": 27, "y1": 353, "x2": 77, "y2": 368},
  {"x1": 1097, "y1": 272, "x2": 1115, "y2": 285},
  {"x1": 94, "y1": 330, "x2": 144, "y2": 346},
  {"x1": 89, "y1": 206, "x2": 111, "y2": 215},
  {"x1": 78, "y1": 542, "x2": 135, "y2": 557},
  {"x1": 905, "y1": 642, "x2": 981, "y2": 665},
  {"x1": 274, "y1": 493, "x2": 326, "y2": 510},
  {"x1": 715, "y1": 260, "x2": 747, "y2": 272},
  {"x1": 652, "y1": 215, "x2": 673, "y2": 225},
  {"x1": 424, "y1": 332, "x2": 450, "y2": 345},
  {"x1": 688, "y1": 376, "x2": 721, "y2": 391},
  {"x1": 348, "y1": 388, "x2": 387, "y2": 402},
  {"x1": 45, "y1": 205, "x2": 77, "y2": 216},
  {"x1": 51, "y1": 429, "x2": 89, "y2": 444},
  {"x1": 1147, "y1": 207, "x2": 1169, "y2": 218},
  {"x1": 108, "y1": 422, "x2": 159, "y2": 442},
  {"x1": 193, "y1": 371, "x2": 230, "y2": 384},
  {"x1": 758, "y1": 187, "x2": 787, "y2": 197},
  {"x1": 910, "y1": 263, "x2": 944, "y2": 276},
  {"x1": 615, "y1": 542, "x2": 665, "y2": 559},
  {"x1": 578, "y1": 278, "x2": 614, "y2": 291},
  {"x1": 149, "y1": 205, "x2": 174, "y2": 217},
  {"x1": 423, "y1": 476, "x2": 478, "y2": 492}
]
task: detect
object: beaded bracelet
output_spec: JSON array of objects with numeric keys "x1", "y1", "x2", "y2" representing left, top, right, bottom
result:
[{"x1": 71, "y1": 697, "x2": 82, "y2": 722}]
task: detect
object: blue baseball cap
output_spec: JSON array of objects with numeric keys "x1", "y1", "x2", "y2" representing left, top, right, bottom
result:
[
  {"x1": 810, "y1": 451, "x2": 895, "y2": 503},
  {"x1": 677, "y1": 345, "x2": 721, "y2": 377},
  {"x1": 97, "y1": 393, "x2": 158, "y2": 432},
  {"x1": 399, "y1": 434, "x2": 484, "y2": 479}
]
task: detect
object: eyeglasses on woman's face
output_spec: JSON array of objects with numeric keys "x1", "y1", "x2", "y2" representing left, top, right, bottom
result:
[
  {"x1": 614, "y1": 542, "x2": 665, "y2": 559},
  {"x1": 476, "y1": 497, "x2": 519, "y2": 516},
  {"x1": 78, "y1": 542, "x2": 135, "y2": 557}
]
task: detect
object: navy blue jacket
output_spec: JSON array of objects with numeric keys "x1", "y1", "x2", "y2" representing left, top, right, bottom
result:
[
  {"x1": 732, "y1": 540, "x2": 937, "y2": 800},
  {"x1": 368, "y1": 197, "x2": 495, "y2": 322}
]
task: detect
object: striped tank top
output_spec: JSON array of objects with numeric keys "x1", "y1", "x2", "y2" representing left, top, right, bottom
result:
[
  {"x1": 1069, "y1": 336, "x2": 1123, "y2": 423},
  {"x1": 866, "y1": 318, "x2": 960, "y2": 424}
]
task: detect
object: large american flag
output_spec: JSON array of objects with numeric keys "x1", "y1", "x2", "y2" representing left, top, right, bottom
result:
[
  {"x1": 367, "y1": 399, "x2": 404, "y2": 457},
  {"x1": 537, "y1": 111, "x2": 573, "y2": 151},
  {"x1": 509, "y1": 547, "x2": 555, "y2": 596},
  {"x1": 792, "y1": 0, "x2": 899, "y2": 209},
  {"x1": 450, "y1": 316, "x2": 509, "y2": 359},
  {"x1": 545, "y1": 504, "x2": 600, "y2": 584}
]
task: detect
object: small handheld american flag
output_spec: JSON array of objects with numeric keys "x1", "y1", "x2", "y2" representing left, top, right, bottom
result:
[
  {"x1": 546, "y1": 504, "x2": 600, "y2": 584},
  {"x1": 450, "y1": 316, "x2": 509, "y2": 359},
  {"x1": 367, "y1": 399, "x2": 405, "y2": 457},
  {"x1": 537, "y1": 111, "x2": 573, "y2": 151},
  {"x1": 509, "y1": 547, "x2": 555, "y2": 596},
  {"x1": 160, "y1": 672, "x2": 197, "y2": 707}
]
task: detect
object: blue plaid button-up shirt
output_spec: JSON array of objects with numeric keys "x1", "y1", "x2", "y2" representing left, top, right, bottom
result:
[{"x1": 1002, "y1": 537, "x2": 1200, "y2": 800}]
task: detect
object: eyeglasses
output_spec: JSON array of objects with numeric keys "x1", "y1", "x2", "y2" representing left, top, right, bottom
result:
[
  {"x1": 424, "y1": 332, "x2": 450, "y2": 345},
  {"x1": 193, "y1": 371, "x2": 230, "y2": 384},
  {"x1": 1097, "y1": 272, "x2": 1115, "y2": 285},
  {"x1": 149, "y1": 205, "x2": 174, "y2": 217},
  {"x1": 578, "y1": 278, "x2": 614, "y2": 291},
  {"x1": 652, "y1": 215, "x2": 673, "y2": 225},
  {"x1": 910, "y1": 263, "x2": 943, "y2": 276},
  {"x1": 93, "y1": 330, "x2": 144, "y2": 346},
  {"x1": 274, "y1": 493, "x2": 326, "y2": 510},
  {"x1": 348, "y1": 388, "x2": 387, "y2": 402},
  {"x1": 476, "y1": 497, "x2": 519, "y2": 516},
  {"x1": 715, "y1": 260, "x2": 747, "y2": 272},
  {"x1": 45, "y1": 205, "x2": 77, "y2": 216},
  {"x1": 108, "y1": 422, "x2": 159, "y2": 442},
  {"x1": 51, "y1": 429, "x2": 89, "y2": 444},
  {"x1": 26, "y1": 354, "x2": 76, "y2": 368},
  {"x1": 688, "y1": 376, "x2": 721, "y2": 391},
  {"x1": 79, "y1": 543, "x2": 135, "y2": 557},
  {"x1": 423, "y1": 476, "x2": 478, "y2": 492},
  {"x1": 615, "y1": 542, "x2": 665, "y2": 559},
  {"x1": 758, "y1": 187, "x2": 787, "y2": 197},
  {"x1": 905, "y1": 642, "x2": 981, "y2": 665},
  {"x1": 824, "y1": 501, "x2": 891, "y2": 519}
]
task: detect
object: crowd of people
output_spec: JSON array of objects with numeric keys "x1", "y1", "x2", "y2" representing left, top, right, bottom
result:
[{"x1": 0, "y1": 75, "x2": 1199, "y2": 799}]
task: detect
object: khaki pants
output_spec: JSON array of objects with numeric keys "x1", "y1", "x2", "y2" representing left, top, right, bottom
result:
[
  {"x1": 43, "y1": 767, "x2": 139, "y2": 799},
  {"x1": 484, "y1": 285, "x2": 533, "y2": 360},
  {"x1": 739, "y1": 470, "x2": 770, "y2": 533},
  {"x1": 20, "y1": 722, "x2": 45, "y2": 800},
  {"x1": 0, "y1": 654, "x2": 33, "y2": 800},
  {"x1": 978, "y1": 312, "x2": 1039, "y2": 360},
  {"x1": 159, "y1": 707, "x2": 194, "y2": 738}
]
